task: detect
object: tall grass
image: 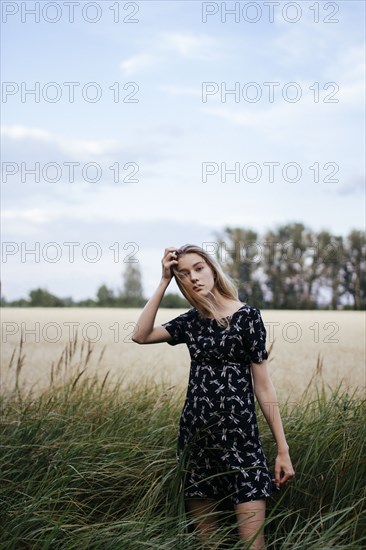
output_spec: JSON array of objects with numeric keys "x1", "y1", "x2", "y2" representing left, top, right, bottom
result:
[{"x1": 1, "y1": 332, "x2": 365, "y2": 549}]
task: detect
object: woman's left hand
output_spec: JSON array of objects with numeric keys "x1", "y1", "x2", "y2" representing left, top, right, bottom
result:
[{"x1": 272, "y1": 450, "x2": 295, "y2": 488}]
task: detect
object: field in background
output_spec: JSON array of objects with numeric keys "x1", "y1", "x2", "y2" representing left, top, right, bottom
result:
[{"x1": 1, "y1": 308, "x2": 365, "y2": 401}]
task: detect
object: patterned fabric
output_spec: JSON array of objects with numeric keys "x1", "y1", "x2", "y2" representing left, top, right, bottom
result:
[{"x1": 162, "y1": 304, "x2": 279, "y2": 504}]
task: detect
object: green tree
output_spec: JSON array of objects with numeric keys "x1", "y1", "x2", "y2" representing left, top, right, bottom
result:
[
  {"x1": 342, "y1": 230, "x2": 366, "y2": 309},
  {"x1": 119, "y1": 263, "x2": 145, "y2": 307},
  {"x1": 9, "y1": 298, "x2": 30, "y2": 307},
  {"x1": 28, "y1": 288, "x2": 64, "y2": 307},
  {"x1": 315, "y1": 231, "x2": 344, "y2": 309},
  {"x1": 96, "y1": 284, "x2": 115, "y2": 307},
  {"x1": 260, "y1": 222, "x2": 323, "y2": 309},
  {"x1": 78, "y1": 298, "x2": 97, "y2": 307},
  {"x1": 213, "y1": 226, "x2": 263, "y2": 303}
]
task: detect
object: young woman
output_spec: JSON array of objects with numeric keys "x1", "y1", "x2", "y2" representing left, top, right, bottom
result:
[{"x1": 132, "y1": 244, "x2": 295, "y2": 549}]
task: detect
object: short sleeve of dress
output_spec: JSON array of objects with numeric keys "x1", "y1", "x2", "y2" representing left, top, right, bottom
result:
[
  {"x1": 242, "y1": 307, "x2": 269, "y2": 364},
  {"x1": 161, "y1": 313, "x2": 187, "y2": 346}
]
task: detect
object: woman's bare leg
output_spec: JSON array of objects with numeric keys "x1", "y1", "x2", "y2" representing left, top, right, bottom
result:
[
  {"x1": 234, "y1": 498, "x2": 266, "y2": 549},
  {"x1": 185, "y1": 498, "x2": 220, "y2": 544}
]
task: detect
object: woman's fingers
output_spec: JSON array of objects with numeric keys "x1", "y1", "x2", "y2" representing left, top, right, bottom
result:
[
  {"x1": 273, "y1": 458, "x2": 295, "y2": 487},
  {"x1": 162, "y1": 247, "x2": 179, "y2": 261},
  {"x1": 161, "y1": 248, "x2": 180, "y2": 280},
  {"x1": 162, "y1": 248, "x2": 179, "y2": 266},
  {"x1": 280, "y1": 470, "x2": 295, "y2": 484}
]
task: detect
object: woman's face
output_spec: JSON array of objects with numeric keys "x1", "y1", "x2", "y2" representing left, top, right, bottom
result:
[{"x1": 176, "y1": 253, "x2": 215, "y2": 296}]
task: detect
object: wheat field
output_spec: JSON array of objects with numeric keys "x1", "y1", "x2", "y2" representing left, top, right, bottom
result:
[{"x1": 1, "y1": 308, "x2": 365, "y2": 401}]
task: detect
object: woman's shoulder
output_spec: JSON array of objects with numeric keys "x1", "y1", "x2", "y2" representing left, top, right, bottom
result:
[
  {"x1": 171, "y1": 306, "x2": 197, "y2": 322},
  {"x1": 184, "y1": 306, "x2": 196, "y2": 317},
  {"x1": 236, "y1": 304, "x2": 264, "y2": 325},
  {"x1": 238, "y1": 303, "x2": 259, "y2": 314}
]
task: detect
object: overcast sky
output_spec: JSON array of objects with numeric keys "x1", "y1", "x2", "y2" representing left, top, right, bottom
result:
[{"x1": 1, "y1": 1, "x2": 365, "y2": 301}]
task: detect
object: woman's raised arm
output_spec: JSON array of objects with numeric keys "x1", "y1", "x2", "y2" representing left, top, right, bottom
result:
[{"x1": 131, "y1": 247, "x2": 179, "y2": 344}]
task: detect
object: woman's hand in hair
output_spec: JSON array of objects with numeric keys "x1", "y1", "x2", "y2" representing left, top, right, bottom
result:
[{"x1": 161, "y1": 247, "x2": 180, "y2": 283}]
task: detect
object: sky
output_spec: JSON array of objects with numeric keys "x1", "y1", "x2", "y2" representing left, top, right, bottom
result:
[{"x1": 1, "y1": 0, "x2": 365, "y2": 301}]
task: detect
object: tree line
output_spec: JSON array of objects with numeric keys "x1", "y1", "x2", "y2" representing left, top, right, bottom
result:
[{"x1": 1, "y1": 223, "x2": 365, "y2": 310}]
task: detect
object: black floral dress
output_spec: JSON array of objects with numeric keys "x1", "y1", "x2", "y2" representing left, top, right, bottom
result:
[{"x1": 161, "y1": 304, "x2": 279, "y2": 505}]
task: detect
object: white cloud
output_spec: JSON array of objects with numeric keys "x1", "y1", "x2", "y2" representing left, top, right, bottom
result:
[
  {"x1": 2, "y1": 209, "x2": 53, "y2": 224},
  {"x1": 326, "y1": 45, "x2": 365, "y2": 105},
  {"x1": 2, "y1": 209, "x2": 54, "y2": 238},
  {"x1": 158, "y1": 84, "x2": 202, "y2": 97},
  {"x1": 160, "y1": 31, "x2": 217, "y2": 59},
  {"x1": 330, "y1": 45, "x2": 365, "y2": 82},
  {"x1": 1, "y1": 125, "x2": 53, "y2": 142},
  {"x1": 200, "y1": 67, "x2": 364, "y2": 147},
  {"x1": 201, "y1": 91, "x2": 314, "y2": 142},
  {"x1": 59, "y1": 137, "x2": 118, "y2": 157},
  {"x1": 119, "y1": 52, "x2": 161, "y2": 76},
  {"x1": 1, "y1": 124, "x2": 119, "y2": 159},
  {"x1": 271, "y1": 16, "x2": 365, "y2": 110},
  {"x1": 272, "y1": 16, "x2": 340, "y2": 68},
  {"x1": 120, "y1": 31, "x2": 219, "y2": 76},
  {"x1": 331, "y1": 174, "x2": 365, "y2": 196}
]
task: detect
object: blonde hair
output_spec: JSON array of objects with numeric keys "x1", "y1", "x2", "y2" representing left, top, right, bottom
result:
[{"x1": 172, "y1": 244, "x2": 244, "y2": 329}]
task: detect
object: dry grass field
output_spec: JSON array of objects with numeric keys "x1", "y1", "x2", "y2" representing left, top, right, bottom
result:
[{"x1": 1, "y1": 308, "x2": 365, "y2": 401}]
